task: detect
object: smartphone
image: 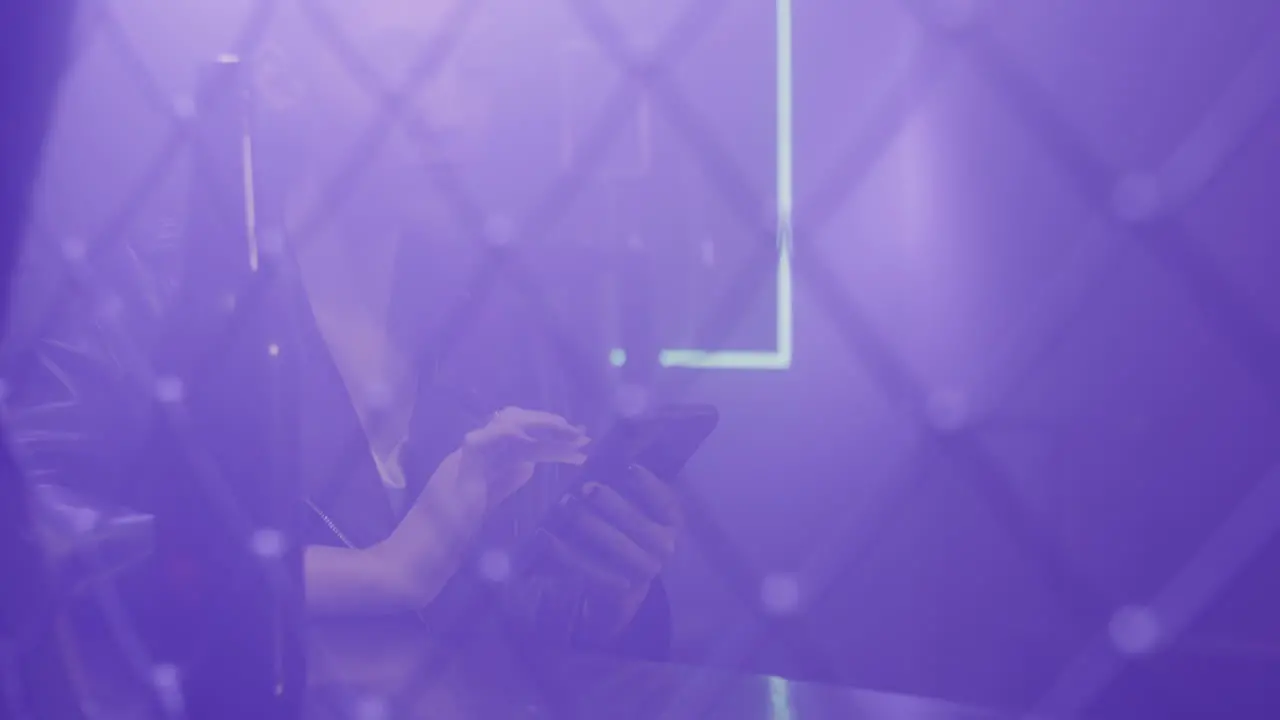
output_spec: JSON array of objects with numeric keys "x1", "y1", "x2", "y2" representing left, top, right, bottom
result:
[
  {"x1": 502, "y1": 404, "x2": 719, "y2": 640},
  {"x1": 526, "y1": 402, "x2": 720, "y2": 541},
  {"x1": 577, "y1": 403, "x2": 720, "y2": 485}
]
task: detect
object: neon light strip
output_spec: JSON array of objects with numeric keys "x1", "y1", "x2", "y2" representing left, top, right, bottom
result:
[
  {"x1": 610, "y1": 0, "x2": 794, "y2": 370},
  {"x1": 242, "y1": 128, "x2": 261, "y2": 273},
  {"x1": 769, "y1": 676, "x2": 796, "y2": 720}
]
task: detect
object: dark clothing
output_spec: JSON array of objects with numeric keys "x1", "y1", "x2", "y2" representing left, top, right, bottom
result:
[
  {"x1": 291, "y1": 272, "x2": 672, "y2": 661},
  {"x1": 6, "y1": 253, "x2": 671, "y2": 664}
]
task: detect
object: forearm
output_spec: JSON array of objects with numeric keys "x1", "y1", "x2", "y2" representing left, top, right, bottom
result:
[
  {"x1": 304, "y1": 543, "x2": 417, "y2": 615},
  {"x1": 305, "y1": 450, "x2": 488, "y2": 615}
]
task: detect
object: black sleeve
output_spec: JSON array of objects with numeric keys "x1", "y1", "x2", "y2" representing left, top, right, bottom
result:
[
  {"x1": 573, "y1": 580, "x2": 673, "y2": 662},
  {"x1": 400, "y1": 377, "x2": 487, "y2": 509}
]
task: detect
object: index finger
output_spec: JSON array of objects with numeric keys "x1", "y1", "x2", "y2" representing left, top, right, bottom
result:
[{"x1": 494, "y1": 407, "x2": 584, "y2": 440}]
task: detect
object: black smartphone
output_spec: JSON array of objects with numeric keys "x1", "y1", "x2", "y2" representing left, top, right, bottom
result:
[
  {"x1": 502, "y1": 404, "x2": 719, "y2": 638},
  {"x1": 578, "y1": 403, "x2": 720, "y2": 486}
]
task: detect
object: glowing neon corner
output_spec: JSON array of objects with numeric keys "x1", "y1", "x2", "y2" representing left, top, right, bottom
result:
[{"x1": 610, "y1": 0, "x2": 794, "y2": 371}]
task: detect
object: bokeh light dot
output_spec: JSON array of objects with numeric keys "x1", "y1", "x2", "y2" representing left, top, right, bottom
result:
[
  {"x1": 250, "y1": 528, "x2": 286, "y2": 559},
  {"x1": 1109, "y1": 605, "x2": 1162, "y2": 655},
  {"x1": 761, "y1": 573, "x2": 801, "y2": 615},
  {"x1": 478, "y1": 549, "x2": 512, "y2": 583},
  {"x1": 69, "y1": 506, "x2": 99, "y2": 535},
  {"x1": 354, "y1": 696, "x2": 389, "y2": 720},
  {"x1": 151, "y1": 663, "x2": 184, "y2": 714},
  {"x1": 61, "y1": 237, "x2": 87, "y2": 263},
  {"x1": 152, "y1": 664, "x2": 180, "y2": 689},
  {"x1": 155, "y1": 377, "x2": 185, "y2": 404},
  {"x1": 172, "y1": 95, "x2": 196, "y2": 119}
]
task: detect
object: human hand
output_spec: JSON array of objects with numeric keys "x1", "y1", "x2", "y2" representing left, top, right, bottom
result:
[
  {"x1": 378, "y1": 409, "x2": 585, "y2": 610},
  {"x1": 541, "y1": 464, "x2": 683, "y2": 640},
  {"x1": 458, "y1": 407, "x2": 589, "y2": 508}
]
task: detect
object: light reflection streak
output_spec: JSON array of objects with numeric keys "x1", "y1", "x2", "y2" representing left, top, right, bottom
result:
[{"x1": 610, "y1": 0, "x2": 794, "y2": 371}]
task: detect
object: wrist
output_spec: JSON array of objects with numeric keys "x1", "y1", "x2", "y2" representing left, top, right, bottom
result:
[
  {"x1": 381, "y1": 450, "x2": 489, "y2": 608},
  {"x1": 417, "y1": 451, "x2": 490, "y2": 558},
  {"x1": 456, "y1": 441, "x2": 531, "y2": 511},
  {"x1": 430, "y1": 448, "x2": 491, "y2": 514}
]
